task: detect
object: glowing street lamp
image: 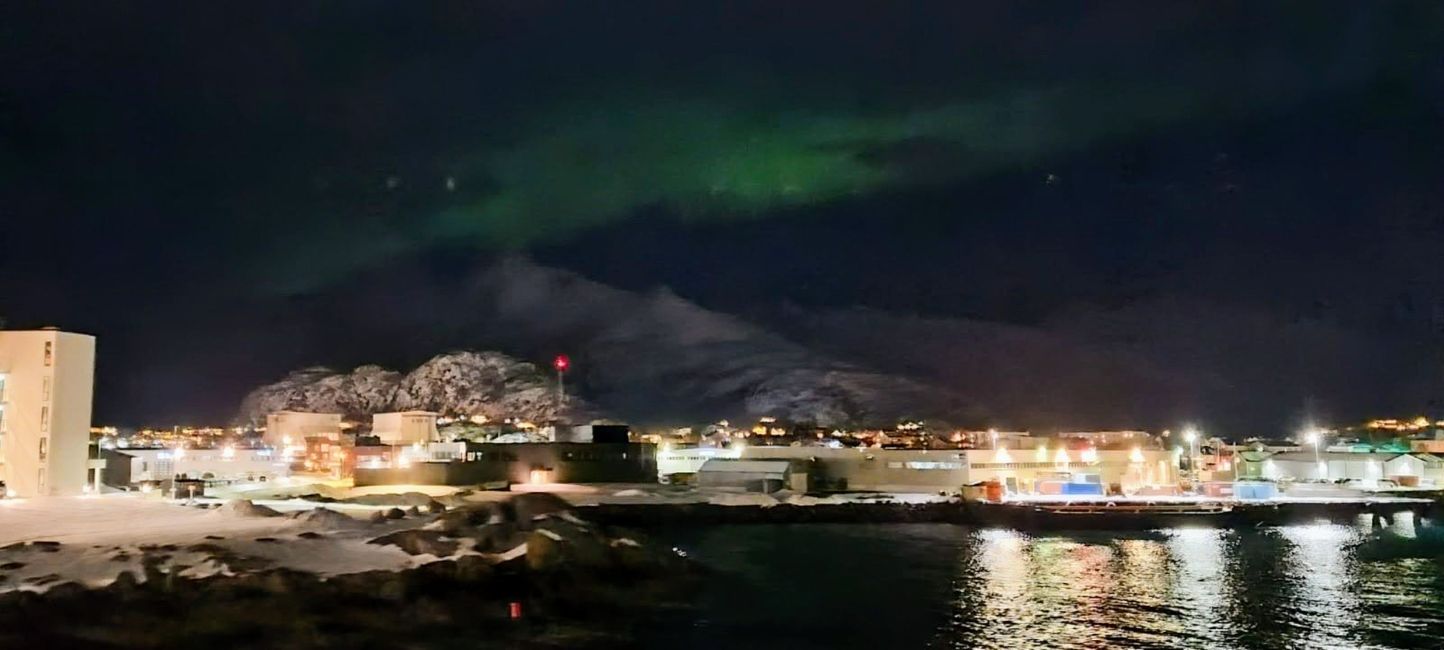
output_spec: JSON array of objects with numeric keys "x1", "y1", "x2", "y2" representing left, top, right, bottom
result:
[
  {"x1": 1182, "y1": 427, "x2": 1200, "y2": 484},
  {"x1": 1305, "y1": 430, "x2": 1324, "y2": 479}
]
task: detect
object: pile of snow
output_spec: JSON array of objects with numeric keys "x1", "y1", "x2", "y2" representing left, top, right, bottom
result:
[
  {"x1": 209, "y1": 499, "x2": 282, "y2": 518},
  {"x1": 612, "y1": 489, "x2": 649, "y2": 497},
  {"x1": 783, "y1": 494, "x2": 846, "y2": 506},
  {"x1": 707, "y1": 492, "x2": 780, "y2": 507},
  {"x1": 289, "y1": 507, "x2": 366, "y2": 529}
]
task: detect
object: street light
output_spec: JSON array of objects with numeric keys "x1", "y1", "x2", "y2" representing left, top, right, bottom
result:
[
  {"x1": 1182, "y1": 427, "x2": 1200, "y2": 484},
  {"x1": 1305, "y1": 430, "x2": 1323, "y2": 479},
  {"x1": 989, "y1": 428, "x2": 998, "y2": 450}
]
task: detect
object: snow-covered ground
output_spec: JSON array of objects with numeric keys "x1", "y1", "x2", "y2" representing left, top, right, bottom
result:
[{"x1": 0, "y1": 494, "x2": 452, "y2": 593}]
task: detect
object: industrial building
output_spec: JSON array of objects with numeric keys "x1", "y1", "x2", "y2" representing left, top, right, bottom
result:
[
  {"x1": 263, "y1": 411, "x2": 340, "y2": 448},
  {"x1": 101, "y1": 446, "x2": 289, "y2": 488},
  {"x1": 353, "y1": 441, "x2": 656, "y2": 486},
  {"x1": 696, "y1": 458, "x2": 811, "y2": 493},
  {"x1": 658, "y1": 444, "x2": 1180, "y2": 494},
  {"x1": 0, "y1": 329, "x2": 98, "y2": 497},
  {"x1": 370, "y1": 411, "x2": 438, "y2": 445}
]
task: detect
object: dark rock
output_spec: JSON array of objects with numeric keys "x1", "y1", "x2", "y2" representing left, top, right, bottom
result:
[
  {"x1": 385, "y1": 508, "x2": 406, "y2": 520},
  {"x1": 406, "y1": 505, "x2": 422, "y2": 516},
  {"x1": 31, "y1": 541, "x2": 62, "y2": 549},
  {"x1": 45, "y1": 581, "x2": 87, "y2": 599},
  {"x1": 204, "y1": 535, "x2": 225, "y2": 540},
  {"x1": 425, "y1": 500, "x2": 447, "y2": 514},
  {"x1": 454, "y1": 555, "x2": 494, "y2": 583},
  {"x1": 254, "y1": 537, "x2": 279, "y2": 543},
  {"x1": 511, "y1": 492, "x2": 572, "y2": 528},
  {"x1": 368, "y1": 530, "x2": 459, "y2": 557},
  {"x1": 185, "y1": 543, "x2": 227, "y2": 554},
  {"x1": 464, "y1": 522, "x2": 525, "y2": 553},
  {"x1": 430, "y1": 509, "x2": 481, "y2": 535},
  {"x1": 369, "y1": 511, "x2": 387, "y2": 523},
  {"x1": 0, "y1": 562, "x2": 24, "y2": 571},
  {"x1": 328, "y1": 570, "x2": 408, "y2": 602},
  {"x1": 298, "y1": 531, "x2": 324, "y2": 540}
]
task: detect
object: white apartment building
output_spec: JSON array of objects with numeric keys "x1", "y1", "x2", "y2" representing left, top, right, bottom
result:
[
  {"x1": 0, "y1": 329, "x2": 96, "y2": 497},
  {"x1": 264, "y1": 411, "x2": 341, "y2": 447},
  {"x1": 371, "y1": 411, "x2": 438, "y2": 445}
]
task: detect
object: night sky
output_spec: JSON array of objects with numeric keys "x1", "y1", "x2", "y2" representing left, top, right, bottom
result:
[{"x1": 4, "y1": 2, "x2": 1443, "y2": 429}]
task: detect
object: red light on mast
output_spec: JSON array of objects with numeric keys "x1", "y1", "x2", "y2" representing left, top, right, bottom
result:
[{"x1": 553, "y1": 354, "x2": 570, "y2": 372}]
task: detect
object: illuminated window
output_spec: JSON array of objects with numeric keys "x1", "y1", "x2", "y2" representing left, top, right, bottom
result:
[
  {"x1": 38, "y1": 437, "x2": 47, "y2": 460},
  {"x1": 40, "y1": 406, "x2": 49, "y2": 431},
  {"x1": 43, "y1": 342, "x2": 52, "y2": 367}
]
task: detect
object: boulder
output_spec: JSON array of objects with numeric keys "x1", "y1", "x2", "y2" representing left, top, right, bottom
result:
[
  {"x1": 525, "y1": 520, "x2": 611, "y2": 572},
  {"x1": 511, "y1": 492, "x2": 571, "y2": 528},
  {"x1": 384, "y1": 508, "x2": 406, "y2": 520},
  {"x1": 368, "y1": 530, "x2": 459, "y2": 557},
  {"x1": 464, "y1": 522, "x2": 526, "y2": 553},
  {"x1": 427, "y1": 509, "x2": 481, "y2": 535},
  {"x1": 289, "y1": 507, "x2": 364, "y2": 529},
  {"x1": 454, "y1": 555, "x2": 494, "y2": 583}
]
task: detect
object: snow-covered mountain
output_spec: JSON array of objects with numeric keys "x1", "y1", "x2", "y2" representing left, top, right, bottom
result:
[
  {"x1": 237, "y1": 351, "x2": 599, "y2": 424},
  {"x1": 234, "y1": 257, "x2": 971, "y2": 428}
]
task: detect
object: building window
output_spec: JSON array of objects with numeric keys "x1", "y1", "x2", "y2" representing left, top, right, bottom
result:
[
  {"x1": 43, "y1": 342, "x2": 53, "y2": 367},
  {"x1": 41, "y1": 377, "x2": 51, "y2": 401},
  {"x1": 38, "y1": 437, "x2": 47, "y2": 461},
  {"x1": 40, "y1": 406, "x2": 49, "y2": 432}
]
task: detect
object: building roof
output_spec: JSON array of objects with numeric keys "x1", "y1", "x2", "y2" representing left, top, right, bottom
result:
[
  {"x1": 698, "y1": 459, "x2": 798, "y2": 473},
  {"x1": 1269, "y1": 451, "x2": 1402, "y2": 462}
]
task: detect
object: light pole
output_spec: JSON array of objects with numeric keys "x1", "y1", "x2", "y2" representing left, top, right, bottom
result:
[
  {"x1": 1306, "y1": 430, "x2": 1323, "y2": 480},
  {"x1": 989, "y1": 428, "x2": 998, "y2": 450},
  {"x1": 552, "y1": 354, "x2": 570, "y2": 412},
  {"x1": 1183, "y1": 427, "x2": 1199, "y2": 485}
]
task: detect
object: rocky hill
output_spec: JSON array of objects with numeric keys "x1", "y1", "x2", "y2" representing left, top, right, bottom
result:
[{"x1": 237, "y1": 351, "x2": 600, "y2": 424}]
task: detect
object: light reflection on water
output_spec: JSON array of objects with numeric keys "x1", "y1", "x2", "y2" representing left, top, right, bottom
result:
[{"x1": 643, "y1": 520, "x2": 1444, "y2": 650}]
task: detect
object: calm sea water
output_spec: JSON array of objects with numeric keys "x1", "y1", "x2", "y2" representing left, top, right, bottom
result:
[{"x1": 640, "y1": 520, "x2": 1444, "y2": 649}]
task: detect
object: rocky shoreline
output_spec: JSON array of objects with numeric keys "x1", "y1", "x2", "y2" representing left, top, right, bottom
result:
[{"x1": 0, "y1": 494, "x2": 702, "y2": 649}]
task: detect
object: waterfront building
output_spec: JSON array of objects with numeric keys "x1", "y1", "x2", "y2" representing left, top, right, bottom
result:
[
  {"x1": 370, "y1": 411, "x2": 438, "y2": 445},
  {"x1": 263, "y1": 411, "x2": 341, "y2": 448},
  {"x1": 1258, "y1": 451, "x2": 1444, "y2": 486},
  {"x1": 0, "y1": 329, "x2": 97, "y2": 496},
  {"x1": 696, "y1": 458, "x2": 811, "y2": 493},
  {"x1": 656, "y1": 444, "x2": 1179, "y2": 494},
  {"x1": 353, "y1": 441, "x2": 656, "y2": 487}
]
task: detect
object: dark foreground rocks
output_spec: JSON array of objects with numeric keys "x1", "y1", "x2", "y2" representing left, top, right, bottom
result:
[{"x1": 0, "y1": 496, "x2": 701, "y2": 649}]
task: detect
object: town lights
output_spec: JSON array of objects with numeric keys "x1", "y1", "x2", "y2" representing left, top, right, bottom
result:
[{"x1": 1129, "y1": 447, "x2": 1145, "y2": 464}]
